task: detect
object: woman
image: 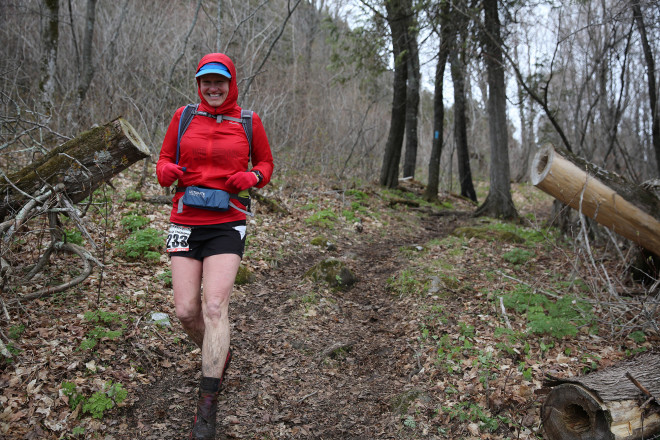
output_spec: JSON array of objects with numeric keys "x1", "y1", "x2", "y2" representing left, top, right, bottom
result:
[{"x1": 156, "y1": 53, "x2": 273, "y2": 439}]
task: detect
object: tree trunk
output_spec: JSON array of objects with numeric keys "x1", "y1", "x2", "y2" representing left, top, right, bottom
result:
[
  {"x1": 0, "y1": 118, "x2": 150, "y2": 220},
  {"x1": 631, "y1": 0, "x2": 660, "y2": 177},
  {"x1": 474, "y1": 0, "x2": 517, "y2": 219},
  {"x1": 450, "y1": 39, "x2": 477, "y2": 202},
  {"x1": 423, "y1": 3, "x2": 451, "y2": 202},
  {"x1": 380, "y1": 0, "x2": 410, "y2": 188},
  {"x1": 531, "y1": 145, "x2": 660, "y2": 256},
  {"x1": 513, "y1": 42, "x2": 535, "y2": 183},
  {"x1": 39, "y1": 0, "x2": 59, "y2": 112},
  {"x1": 77, "y1": 0, "x2": 97, "y2": 104},
  {"x1": 542, "y1": 352, "x2": 660, "y2": 440},
  {"x1": 403, "y1": 24, "x2": 421, "y2": 179}
]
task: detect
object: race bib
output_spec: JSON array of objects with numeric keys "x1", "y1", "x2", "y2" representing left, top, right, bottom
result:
[{"x1": 166, "y1": 224, "x2": 192, "y2": 253}]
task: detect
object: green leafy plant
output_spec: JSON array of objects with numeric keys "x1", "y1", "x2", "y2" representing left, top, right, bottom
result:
[
  {"x1": 435, "y1": 334, "x2": 464, "y2": 375},
  {"x1": 474, "y1": 351, "x2": 498, "y2": 386},
  {"x1": 119, "y1": 228, "x2": 162, "y2": 262},
  {"x1": 64, "y1": 229, "x2": 85, "y2": 245},
  {"x1": 387, "y1": 269, "x2": 426, "y2": 296},
  {"x1": 82, "y1": 381, "x2": 127, "y2": 419},
  {"x1": 84, "y1": 310, "x2": 124, "y2": 325},
  {"x1": 157, "y1": 270, "x2": 172, "y2": 287},
  {"x1": 8, "y1": 324, "x2": 25, "y2": 340},
  {"x1": 61, "y1": 381, "x2": 85, "y2": 410},
  {"x1": 124, "y1": 189, "x2": 143, "y2": 201},
  {"x1": 305, "y1": 209, "x2": 338, "y2": 228},
  {"x1": 79, "y1": 310, "x2": 126, "y2": 351},
  {"x1": 78, "y1": 338, "x2": 98, "y2": 351},
  {"x1": 628, "y1": 330, "x2": 646, "y2": 343},
  {"x1": 403, "y1": 415, "x2": 416, "y2": 429},
  {"x1": 345, "y1": 189, "x2": 368, "y2": 200},
  {"x1": 120, "y1": 214, "x2": 150, "y2": 232},
  {"x1": 301, "y1": 292, "x2": 319, "y2": 305},
  {"x1": 500, "y1": 285, "x2": 593, "y2": 338},
  {"x1": 442, "y1": 401, "x2": 509, "y2": 433},
  {"x1": 502, "y1": 248, "x2": 535, "y2": 265},
  {"x1": 87, "y1": 326, "x2": 122, "y2": 341}
]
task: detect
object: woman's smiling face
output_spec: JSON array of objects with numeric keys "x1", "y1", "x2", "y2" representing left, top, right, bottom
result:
[{"x1": 199, "y1": 74, "x2": 230, "y2": 107}]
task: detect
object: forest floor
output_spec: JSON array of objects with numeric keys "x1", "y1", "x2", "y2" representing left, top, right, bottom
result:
[{"x1": 1, "y1": 173, "x2": 658, "y2": 439}]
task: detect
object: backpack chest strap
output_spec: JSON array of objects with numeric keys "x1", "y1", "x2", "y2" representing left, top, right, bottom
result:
[{"x1": 193, "y1": 110, "x2": 243, "y2": 124}]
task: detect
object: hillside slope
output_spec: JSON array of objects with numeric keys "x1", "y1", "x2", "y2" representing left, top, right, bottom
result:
[{"x1": 1, "y1": 175, "x2": 657, "y2": 439}]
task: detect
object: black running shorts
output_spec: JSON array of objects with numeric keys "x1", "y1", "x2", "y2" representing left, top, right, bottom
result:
[{"x1": 168, "y1": 221, "x2": 247, "y2": 260}]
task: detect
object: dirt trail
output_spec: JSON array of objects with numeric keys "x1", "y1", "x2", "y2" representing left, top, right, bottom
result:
[{"x1": 121, "y1": 212, "x2": 464, "y2": 439}]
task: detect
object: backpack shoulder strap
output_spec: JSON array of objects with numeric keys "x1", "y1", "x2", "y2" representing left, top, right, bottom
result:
[
  {"x1": 176, "y1": 104, "x2": 198, "y2": 164},
  {"x1": 241, "y1": 109, "x2": 253, "y2": 162}
]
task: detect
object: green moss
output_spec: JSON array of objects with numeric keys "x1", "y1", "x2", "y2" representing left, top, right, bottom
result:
[
  {"x1": 452, "y1": 226, "x2": 525, "y2": 244},
  {"x1": 310, "y1": 236, "x2": 328, "y2": 246},
  {"x1": 305, "y1": 258, "x2": 356, "y2": 289},
  {"x1": 305, "y1": 209, "x2": 339, "y2": 228},
  {"x1": 235, "y1": 265, "x2": 255, "y2": 285}
]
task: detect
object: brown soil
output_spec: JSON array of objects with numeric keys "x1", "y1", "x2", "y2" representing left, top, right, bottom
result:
[
  {"x1": 120, "y1": 206, "x2": 465, "y2": 439},
  {"x1": 2, "y1": 179, "x2": 657, "y2": 440}
]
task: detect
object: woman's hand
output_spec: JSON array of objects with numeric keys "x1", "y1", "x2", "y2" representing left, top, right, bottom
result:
[
  {"x1": 160, "y1": 163, "x2": 186, "y2": 187},
  {"x1": 226, "y1": 171, "x2": 258, "y2": 192}
]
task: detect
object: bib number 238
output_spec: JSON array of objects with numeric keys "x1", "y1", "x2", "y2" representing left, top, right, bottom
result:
[{"x1": 166, "y1": 225, "x2": 192, "y2": 253}]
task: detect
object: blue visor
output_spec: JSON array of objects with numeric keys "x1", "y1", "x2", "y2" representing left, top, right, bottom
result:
[{"x1": 195, "y1": 62, "x2": 231, "y2": 79}]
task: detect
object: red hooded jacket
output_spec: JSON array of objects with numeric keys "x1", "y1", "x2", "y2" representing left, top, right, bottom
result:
[{"x1": 157, "y1": 53, "x2": 274, "y2": 225}]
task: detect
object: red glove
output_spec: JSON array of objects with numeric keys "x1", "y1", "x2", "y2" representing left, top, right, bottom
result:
[
  {"x1": 159, "y1": 163, "x2": 185, "y2": 187},
  {"x1": 226, "y1": 171, "x2": 258, "y2": 192}
]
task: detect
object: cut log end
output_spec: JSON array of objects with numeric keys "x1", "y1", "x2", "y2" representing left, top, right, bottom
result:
[
  {"x1": 542, "y1": 383, "x2": 614, "y2": 440},
  {"x1": 118, "y1": 118, "x2": 150, "y2": 156},
  {"x1": 543, "y1": 381, "x2": 660, "y2": 440},
  {"x1": 530, "y1": 144, "x2": 553, "y2": 186}
]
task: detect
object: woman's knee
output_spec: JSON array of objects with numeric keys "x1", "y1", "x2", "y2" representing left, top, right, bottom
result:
[
  {"x1": 175, "y1": 303, "x2": 202, "y2": 326},
  {"x1": 203, "y1": 295, "x2": 229, "y2": 321}
]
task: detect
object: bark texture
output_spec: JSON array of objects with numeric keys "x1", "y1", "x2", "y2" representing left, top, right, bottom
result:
[
  {"x1": 403, "y1": 24, "x2": 421, "y2": 179},
  {"x1": 474, "y1": 0, "x2": 517, "y2": 219},
  {"x1": 531, "y1": 145, "x2": 660, "y2": 256},
  {"x1": 380, "y1": 0, "x2": 410, "y2": 188},
  {"x1": 449, "y1": 2, "x2": 477, "y2": 202},
  {"x1": 0, "y1": 118, "x2": 150, "y2": 219},
  {"x1": 631, "y1": 0, "x2": 660, "y2": 177},
  {"x1": 542, "y1": 352, "x2": 660, "y2": 440}
]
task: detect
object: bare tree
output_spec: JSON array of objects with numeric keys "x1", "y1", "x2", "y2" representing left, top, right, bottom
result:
[
  {"x1": 450, "y1": 0, "x2": 477, "y2": 202},
  {"x1": 632, "y1": 0, "x2": 660, "y2": 177},
  {"x1": 76, "y1": 0, "x2": 97, "y2": 105},
  {"x1": 402, "y1": 11, "x2": 421, "y2": 179},
  {"x1": 475, "y1": 0, "x2": 517, "y2": 218},
  {"x1": 39, "y1": 0, "x2": 59, "y2": 112},
  {"x1": 380, "y1": 0, "x2": 411, "y2": 188},
  {"x1": 423, "y1": 0, "x2": 451, "y2": 201}
]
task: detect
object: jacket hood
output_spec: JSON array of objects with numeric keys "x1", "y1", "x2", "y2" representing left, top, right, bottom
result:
[{"x1": 196, "y1": 53, "x2": 239, "y2": 114}]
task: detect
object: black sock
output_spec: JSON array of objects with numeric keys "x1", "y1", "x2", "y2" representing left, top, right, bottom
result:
[{"x1": 200, "y1": 376, "x2": 221, "y2": 393}]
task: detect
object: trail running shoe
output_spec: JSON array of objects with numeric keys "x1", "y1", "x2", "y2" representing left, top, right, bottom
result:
[
  {"x1": 190, "y1": 349, "x2": 232, "y2": 439},
  {"x1": 191, "y1": 390, "x2": 217, "y2": 439}
]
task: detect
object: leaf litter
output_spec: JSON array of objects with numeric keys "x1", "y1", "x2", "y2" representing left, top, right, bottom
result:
[{"x1": 0, "y1": 175, "x2": 657, "y2": 439}]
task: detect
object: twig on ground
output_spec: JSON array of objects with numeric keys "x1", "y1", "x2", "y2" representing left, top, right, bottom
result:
[
  {"x1": 298, "y1": 390, "x2": 319, "y2": 403},
  {"x1": 499, "y1": 296, "x2": 513, "y2": 330},
  {"x1": 7, "y1": 242, "x2": 101, "y2": 304}
]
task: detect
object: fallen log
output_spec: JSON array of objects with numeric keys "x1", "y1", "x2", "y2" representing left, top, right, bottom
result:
[
  {"x1": 542, "y1": 352, "x2": 660, "y2": 440},
  {"x1": 0, "y1": 118, "x2": 150, "y2": 219},
  {"x1": 531, "y1": 145, "x2": 660, "y2": 257}
]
